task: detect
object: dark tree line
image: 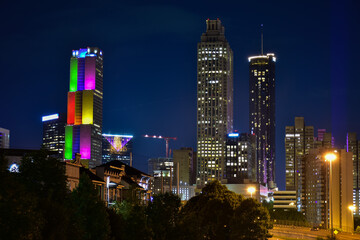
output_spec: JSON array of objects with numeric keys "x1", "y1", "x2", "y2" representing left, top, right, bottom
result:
[{"x1": 0, "y1": 151, "x2": 272, "y2": 240}]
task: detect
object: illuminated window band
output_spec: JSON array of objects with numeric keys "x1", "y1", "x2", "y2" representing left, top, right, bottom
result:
[
  {"x1": 102, "y1": 134, "x2": 134, "y2": 138},
  {"x1": 82, "y1": 90, "x2": 94, "y2": 124},
  {"x1": 64, "y1": 126, "x2": 73, "y2": 159},
  {"x1": 69, "y1": 58, "x2": 78, "y2": 92},
  {"x1": 228, "y1": 133, "x2": 239, "y2": 137},
  {"x1": 42, "y1": 113, "x2": 59, "y2": 122},
  {"x1": 80, "y1": 125, "x2": 91, "y2": 159}
]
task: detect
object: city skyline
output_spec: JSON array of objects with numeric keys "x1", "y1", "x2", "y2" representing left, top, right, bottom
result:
[{"x1": 1, "y1": 1, "x2": 360, "y2": 190}]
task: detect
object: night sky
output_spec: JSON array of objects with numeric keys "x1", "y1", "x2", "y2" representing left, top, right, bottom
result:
[{"x1": 1, "y1": 0, "x2": 360, "y2": 190}]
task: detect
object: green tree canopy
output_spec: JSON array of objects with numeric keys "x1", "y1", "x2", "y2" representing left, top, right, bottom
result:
[
  {"x1": 70, "y1": 173, "x2": 110, "y2": 240},
  {"x1": 146, "y1": 192, "x2": 181, "y2": 240},
  {"x1": 179, "y1": 181, "x2": 243, "y2": 240},
  {"x1": 230, "y1": 198, "x2": 272, "y2": 240}
]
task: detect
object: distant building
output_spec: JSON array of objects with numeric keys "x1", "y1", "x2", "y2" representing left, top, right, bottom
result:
[
  {"x1": 64, "y1": 47, "x2": 104, "y2": 169},
  {"x1": 173, "y1": 148, "x2": 196, "y2": 186},
  {"x1": 148, "y1": 156, "x2": 196, "y2": 201},
  {"x1": 0, "y1": 127, "x2": 10, "y2": 149},
  {"x1": 42, "y1": 113, "x2": 66, "y2": 158},
  {"x1": 249, "y1": 53, "x2": 276, "y2": 188},
  {"x1": 273, "y1": 191, "x2": 297, "y2": 210},
  {"x1": 303, "y1": 148, "x2": 353, "y2": 231},
  {"x1": 148, "y1": 157, "x2": 173, "y2": 194},
  {"x1": 285, "y1": 117, "x2": 314, "y2": 191},
  {"x1": 346, "y1": 132, "x2": 360, "y2": 215},
  {"x1": 224, "y1": 132, "x2": 256, "y2": 183},
  {"x1": 196, "y1": 19, "x2": 233, "y2": 187},
  {"x1": 102, "y1": 134, "x2": 133, "y2": 165},
  {"x1": 284, "y1": 117, "x2": 334, "y2": 213}
]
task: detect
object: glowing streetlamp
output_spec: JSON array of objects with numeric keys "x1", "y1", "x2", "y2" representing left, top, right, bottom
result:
[
  {"x1": 247, "y1": 186, "x2": 256, "y2": 198},
  {"x1": 349, "y1": 205, "x2": 355, "y2": 232},
  {"x1": 325, "y1": 152, "x2": 337, "y2": 238}
]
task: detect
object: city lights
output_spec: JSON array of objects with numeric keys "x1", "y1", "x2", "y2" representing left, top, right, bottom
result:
[{"x1": 247, "y1": 186, "x2": 255, "y2": 198}]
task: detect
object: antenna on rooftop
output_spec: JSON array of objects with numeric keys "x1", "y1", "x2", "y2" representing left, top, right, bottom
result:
[{"x1": 261, "y1": 24, "x2": 264, "y2": 55}]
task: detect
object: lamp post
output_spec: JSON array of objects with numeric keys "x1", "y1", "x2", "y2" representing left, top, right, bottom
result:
[
  {"x1": 325, "y1": 152, "x2": 337, "y2": 238},
  {"x1": 247, "y1": 186, "x2": 256, "y2": 198},
  {"x1": 348, "y1": 205, "x2": 355, "y2": 233}
]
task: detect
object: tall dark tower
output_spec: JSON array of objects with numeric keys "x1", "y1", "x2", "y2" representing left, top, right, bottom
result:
[
  {"x1": 196, "y1": 19, "x2": 233, "y2": 187},
  {"x1": 249, "y1": 29, "x2": 276, "y2": 187}
]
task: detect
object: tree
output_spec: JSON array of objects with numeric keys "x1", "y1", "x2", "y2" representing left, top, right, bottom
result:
[
  {"x1": 230, "y1": 198, "x2": 272, "y2": 240},
  {"x1": 18, "y1": 150, "x2": 72, "y2": 240},
  {"x1": 70, "y1": 173, "x2": 110, "y2": 240},
  {"x1": 146, "y1": 192, "x2": 181, "y2": 240},
  {"x1": 113, "y1": 200, "x2": 150, "y2": 240},
  {"x1": 179, "y1": 181, "x2": 243, "y2": 240},
  {"x1": 106, "y1": 207, "x2": 124, "y2": 240},
  {"x1": 19, "y1": 150, "x2": 68, "y2": 202},
  {"x1": 0, "y1": 153, "x2": 43, "y2": 240}
]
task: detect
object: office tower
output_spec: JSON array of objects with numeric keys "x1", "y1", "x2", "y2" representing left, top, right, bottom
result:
[
  {"x1": 102, "y1": 134, "x2": 133, "y2": 165},
  {"x1": 42, "y1": 113, "x2": 66, "y2": 158},
  {"x1": 285, "y1": 117, "x2": 314, "y2": 191},
  {"x1": 148, "y1": 157, "x2": 173, "y2": 194},
  {"x1": 196, "y1": 19, "x2": 233, "y2": 187},
  {"x1": 285, "y1": 117, "x2": 334, "y2": 212},
  {"x1": 64, "y1": 47, "x2": 103, "y2": 168},
  {"x1": 249, "y1": 51, "x2": 276, "y2": 188},
  {"x1": 347, "y1": 132, "x2": 360, "y2": 215},
  {"x1": 304, "y1": 148, "x2": 353, "y2": 232},
  {"x1": 225, "y1": 132, "x2": 256, "y2": 183},
  {"x1": 0, "y1": 127, "x2": 10, "y2": 148},
  {"x1": 173, "y1": 148, "x2": 195, "y2": 186}
]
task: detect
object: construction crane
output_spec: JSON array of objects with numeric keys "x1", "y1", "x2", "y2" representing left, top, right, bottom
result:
[{"x1": 143, "y1": 134, "x2": 177, "y2": 158}]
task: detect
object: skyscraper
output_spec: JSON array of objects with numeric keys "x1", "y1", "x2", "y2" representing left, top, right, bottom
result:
[
  {"x1": 42, "y1": 113, "x2": 66, "y2": 158},
  {"x1": 64, "y1": 47, "x2": 103, "y2": 168},
  {"x1": 0, "y1": 127, "x2": 10, "y2": 149},
  {"x1": 303, "y1": 148, "x2": 353, "y2": 232},
  {"x1": 285, "y1": 117, "x2": 334, "y2": 212},
  {"x1": 249, "y1": 52, "x2": 276, "y2": 187},
  {"x1": 102, "y1": 134, "x2": 133, "y2": 165},
  {"x1": 346, "y1": 132, "x2": 360, "y2": 215},
  {"x1": 196, "y1": 19, "x2": 233, "y2": 187},
  {"x1": 285, "y1": 117, "x2": 314, "y2": 191},
  {"x1": 225, "y1": 132, "x2": 257, "y2": 183}
]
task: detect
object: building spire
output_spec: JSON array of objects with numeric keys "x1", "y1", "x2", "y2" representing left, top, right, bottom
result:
[{"x1": 261, "y1": 24, "x2": 264, "y2": 55}]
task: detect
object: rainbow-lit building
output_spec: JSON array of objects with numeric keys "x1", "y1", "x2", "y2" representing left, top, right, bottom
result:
[{"x1": 64, "y1": 47, "x2": 103, "y2": 168}]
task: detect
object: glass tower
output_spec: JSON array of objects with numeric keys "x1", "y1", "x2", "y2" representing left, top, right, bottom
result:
[
  {"x1": 346, "y1": 132, "x2": 360, "y2": 215},
  {"x1": 42, "y1": 113, "x2": 66, "y2": 158},
  {"x1": 249, "y1": 53, "x2": 275, "y2": 187},
  {"x1": 196, "y1": 19, "x2": 233, "y2": 187},
  {"x1": 64, "y1": 47, "x2": 103, "y2": 168}
]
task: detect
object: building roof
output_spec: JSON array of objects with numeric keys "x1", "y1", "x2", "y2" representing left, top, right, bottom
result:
[
  {"x1": 80, "y1": 167, "x2": 105, "y2": 183},
  {"x1": 97, "y1": 160, "x2": 151, "y2": 178}
]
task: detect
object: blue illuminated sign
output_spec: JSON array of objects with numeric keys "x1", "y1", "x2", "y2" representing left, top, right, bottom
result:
[
  {"x1": 228, "y1": 133, "x2": 239, "y2": 137},
  {"x1": 42, "y1": 114, "x2": 59, "y2": 122}
]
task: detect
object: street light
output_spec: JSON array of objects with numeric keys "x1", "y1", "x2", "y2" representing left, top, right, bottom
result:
[
  {"x1": 325, "y1": 152, "x2": 337, "y2": 238},
  {"x1": 349, "y1": 205, "x2": 355, "y2": 232},
  {"x1": 247, "y1": 186, "x2": 256, "y2": 198}
]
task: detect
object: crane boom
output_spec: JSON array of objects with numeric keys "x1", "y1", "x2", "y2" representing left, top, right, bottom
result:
[{"x1": 143, "y1": 134, "x2": 177, "y2": 158}]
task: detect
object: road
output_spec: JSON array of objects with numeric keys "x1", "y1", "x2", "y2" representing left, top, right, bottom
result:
[{"x1": 270, "y1": 225, "x2": 360, "y2": 240}]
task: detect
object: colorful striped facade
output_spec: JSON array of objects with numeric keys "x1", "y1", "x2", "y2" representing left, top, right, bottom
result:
[{"x1": 64, "y1": 47, "x2": 103, "y2": 168}]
